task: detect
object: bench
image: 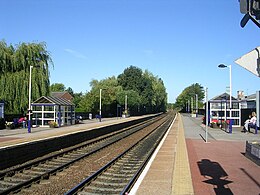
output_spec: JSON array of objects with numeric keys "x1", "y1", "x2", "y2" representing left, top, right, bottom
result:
[{"x1": 248, "y1": 123, "x2": 258, "y2": 134}]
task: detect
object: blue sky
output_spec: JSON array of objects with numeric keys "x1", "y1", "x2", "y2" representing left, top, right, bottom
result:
[{"x1": 1, "y1": 0, "x2": 260, "y2": 103}]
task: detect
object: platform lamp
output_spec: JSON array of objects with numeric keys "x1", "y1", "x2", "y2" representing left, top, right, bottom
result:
[
  {"x1": 28, "y1": 64, "x2": 40, "y2": 133},
  {"x1": 218, "y1": 64, "x2": 232, "y2": 133},
  {"x1": 99, "y1": 89, "x2": 102, "y2": 122}
]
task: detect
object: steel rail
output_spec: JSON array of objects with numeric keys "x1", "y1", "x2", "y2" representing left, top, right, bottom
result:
[
  {"x1": 0, "y1": 115, "x2": 164, "y2": 194},
  {"x1": 121, "y1": 116, "x2": 174, "y2": 194},
  {"x1": 65, "y1": 114, "x2": 174, "y2": 195}
]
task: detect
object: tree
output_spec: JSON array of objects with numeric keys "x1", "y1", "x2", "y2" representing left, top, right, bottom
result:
[
  {"x1": 0, "y1": 41, "x2": 52, "y2": 114},
  {"x1": 175, "y1": 83, "x2": 204, "y2": 112},
  {"x1": 78, "y1": 77, "x2": 123, "y2": 115},
  {"x1": 118, "y1": 66, "x2": 167, "y2": 114},
  {"x1": 77, "y1": 65, "x2": 168, "y2": 116},
  {"x1": 118, "y1": 65, "x2": 143, "y2": 94},
  {"x1": 142, "y1": 70, "x2": 167, "y2": 113},
  {"x1": 116, "y1": 90, "x2": 141, "y2": 115},
  {"x1": 50, "y1": 83, "x2": 66, "y2": 92},
  {"x1": 73, "y1": 92, "x2": 83, "y2": 111},
  {"x1": 65, "y1": 87, "x2": 74, "y2": 96},
  {"x1": 78, "y1": 91, "x2": 95, "y2": 113}
]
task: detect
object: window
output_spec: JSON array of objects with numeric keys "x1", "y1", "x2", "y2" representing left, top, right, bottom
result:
[
  {"x1": 33, "y1": 106, "x2": 42, "y2": 111},
  {"x1": 44, "y1": 113, "x2": 54, "y2": 118},
  {"x1": 211, "y1": 103, "x2": 222, "y2": 109},
  {"x1": 44, "y1": 106, "x2": 54, "y2": 111},
  {"x1": 226, "y1": 111, "x2": 230, "y2": 117},
  {"x1": 32, "y1": 113, "x2": 42, "y2": 118},
  {"x1": 232, "y1": 102, "x2": 239, "y2": 109},
  {"x1": 218, "y1": 111, "x2": 224, "y2": 117},
  {"x1": 233, "y1": 119, "x2": 239, "y2": 125},
  {"x1": 232, "y1": 111, "x2": 240, "y2": 117},
  {"x1": 211, "y1": 111, "x2": 217, "y2": 116}
]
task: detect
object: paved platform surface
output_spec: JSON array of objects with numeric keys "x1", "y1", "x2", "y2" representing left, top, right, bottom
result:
[
  {"x1": 184, "y1": 114, "x2": 260, "y2": 195},
  {"x1": 133, "y1": 113, "x2": 260, "y2": 195},
  {"x1": 133, "y1": 113, "x2": 194, "y2": 195}
]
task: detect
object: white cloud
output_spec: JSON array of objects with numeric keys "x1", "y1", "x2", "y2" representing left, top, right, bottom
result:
[{"x1": 64, "y1": 48, "x2": 87, "y2": 59}]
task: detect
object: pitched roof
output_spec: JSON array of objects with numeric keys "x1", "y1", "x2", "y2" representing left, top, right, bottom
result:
[
  {"x1": 246, "y1": 93, "x2": 256, "y2": 100},
  {"x1": 32, "y1": 96, "x2": 74, "y2": 106},
  {"x1": 51, "y1": 92, "x2": 67, "y2": 97},
  {"x1": 210, "y1": 92, "x2": 237, "y2": 101},
  {"x1": 51, "y1": 91, "x2": 73, "y2": 102}
]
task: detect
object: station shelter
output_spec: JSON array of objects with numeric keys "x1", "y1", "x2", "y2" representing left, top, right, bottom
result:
[
  {"x1": 31, "y1": 96, "x2": 75, "y2": 127},
  {"x1": 209, "y1": 92, "x2": 241, "y2": 127}
]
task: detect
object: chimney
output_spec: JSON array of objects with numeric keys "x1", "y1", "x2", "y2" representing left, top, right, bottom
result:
[{"x1": 237, "y1": 90, "x2": 244, "y2": 100}]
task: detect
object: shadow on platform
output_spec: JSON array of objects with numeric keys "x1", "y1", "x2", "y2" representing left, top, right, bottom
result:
[{"x1": 197, "y1": 159, "x2": 233, "y2": 195}]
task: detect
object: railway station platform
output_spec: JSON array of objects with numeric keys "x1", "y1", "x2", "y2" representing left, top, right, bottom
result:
[
  {"x1": 1, "y1": 113, "x2": 259, "y2": 195},
  {"x1": 0, "y1": 116, "x2": 146, "y2": 148},
  {"x1": 132, "y1": 113, "x2": 260, "y2": 195}
]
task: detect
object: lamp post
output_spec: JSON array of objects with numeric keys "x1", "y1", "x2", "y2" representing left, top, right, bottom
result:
[
  {"x1": 99, "y1": 89, "x2": 102, "y2": 122},
  {"x1": 187, "y1": 100, "x2": 190, "y2": 113},
  {"x1": 28, "y1": 65, "x2": 33, "y2": 133},
  {"x1": 218, "y1": 64, "x2": 232, "y2": 133},
  {"x1": 195, "y1": 94, "x2": 198, "y2": 116},
  {"x1": 28, "y1": 64, "x2": 41, "y2": 133},
  {"x1": 205, "y1": 87, "x2": 208, "y2": 142}
]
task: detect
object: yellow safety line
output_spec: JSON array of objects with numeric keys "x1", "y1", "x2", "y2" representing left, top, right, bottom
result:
[{"x1": 172, "y1": 113, "x2": 194, "y2": 195}]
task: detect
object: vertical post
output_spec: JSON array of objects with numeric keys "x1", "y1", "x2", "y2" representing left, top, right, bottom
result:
[
  {"x1": 224, "y1": 98, "x2": 227, "y2": 128},
  {"x1": 220, "y1": 99, "x2": 223, "y2": 128},
  {"x1": 58, "y1": 105, "x2": 61, "y2": 127},
  {"x1": 256, "y1": 91, "x2": 260, "y2": 134},
  {"x1": 205, "y1": 87, "x2": 208, "y2": 143},
  {"x1": 229, "y1": 65, "x2": 232, "y2": 133},
  {"x1": 99, "y1": 89, "x2": 102, "y2": 122},
  {"x1": 70, "y1": 106, "x2": 73, "y2": 125},
  {"x1": 191, "y1": 97, "x2": 193, "y2": 114},
  {"x1": 125, "y1": 94, "x2": 127, "y2": 116},
  {"x1": 28, "y1": 65, "x2": 33, "y2": 133},
  {"x1": 196, "y1": 94, "x2": 198, "y2": 116}
]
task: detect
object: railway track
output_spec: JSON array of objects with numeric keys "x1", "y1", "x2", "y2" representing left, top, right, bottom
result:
[
  {"x1": 0, "y1": 114, "x2": 167, "y2": 194},
  {"x1": 65, "y1": 113, "x2": 174, "y2": 195}
]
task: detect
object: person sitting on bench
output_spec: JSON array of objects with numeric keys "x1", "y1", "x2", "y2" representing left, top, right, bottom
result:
[{"x1": 243, "y1": 112, "x2": 257, "y2": 133}]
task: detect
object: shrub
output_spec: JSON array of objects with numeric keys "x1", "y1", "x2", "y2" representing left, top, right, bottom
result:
[{"x1": 48, "y1": 121, "x2": 58, "y2": 128}]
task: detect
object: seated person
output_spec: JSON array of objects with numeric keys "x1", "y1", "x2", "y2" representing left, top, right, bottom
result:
[
  {"x1": 18, "y1": 117, "x2": 27, "y2": 128},
  {"x1": 243, "y1": 112, "x2": 257, "y2": 133}
]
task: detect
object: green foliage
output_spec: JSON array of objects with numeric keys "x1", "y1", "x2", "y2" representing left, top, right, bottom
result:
[
  {"x1": 174, "y1": 83, "x2": 204, "y2": 111},
  {"x1": 73, "y1": 92, "x2": 83, "y2": 110},
  {"x1": 50, "y1": 83, "x2": 66, "y2": 92},
  {"x1": 78, "y1": 91, "x2": 95, "y2": 112},
  {"x1": 116, "y1": 90, "x2": 140, "y2": 107},
  {"x1": 118, "y1": 66, "x2": 143, "y2": 93},
  {"x1": 0, "y1": 40, "x2": 52, "y2": 114},
  {"x1": 143, "y1": 70, "x2": 167, "y2": 112},
  {"x1": 77, "y1": 67, "x2": 167, "y2": 115},
  {"x1": 79, "y1": 77, "x2": 123, "y2": 113},
  {"x1": 65, "y1": 87, "x2": 74, "y2": 96},
  {"x1": 117, "y1": 66, "x2": 167, "y2": 114},
  {"x1": 0, "y1": 41, "x2": 167, "y2": 116}
]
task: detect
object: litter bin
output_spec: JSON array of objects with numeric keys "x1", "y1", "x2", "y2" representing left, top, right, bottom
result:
[{"x1": 229, "y1": 119, "x2": 233, "y2": 133}]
